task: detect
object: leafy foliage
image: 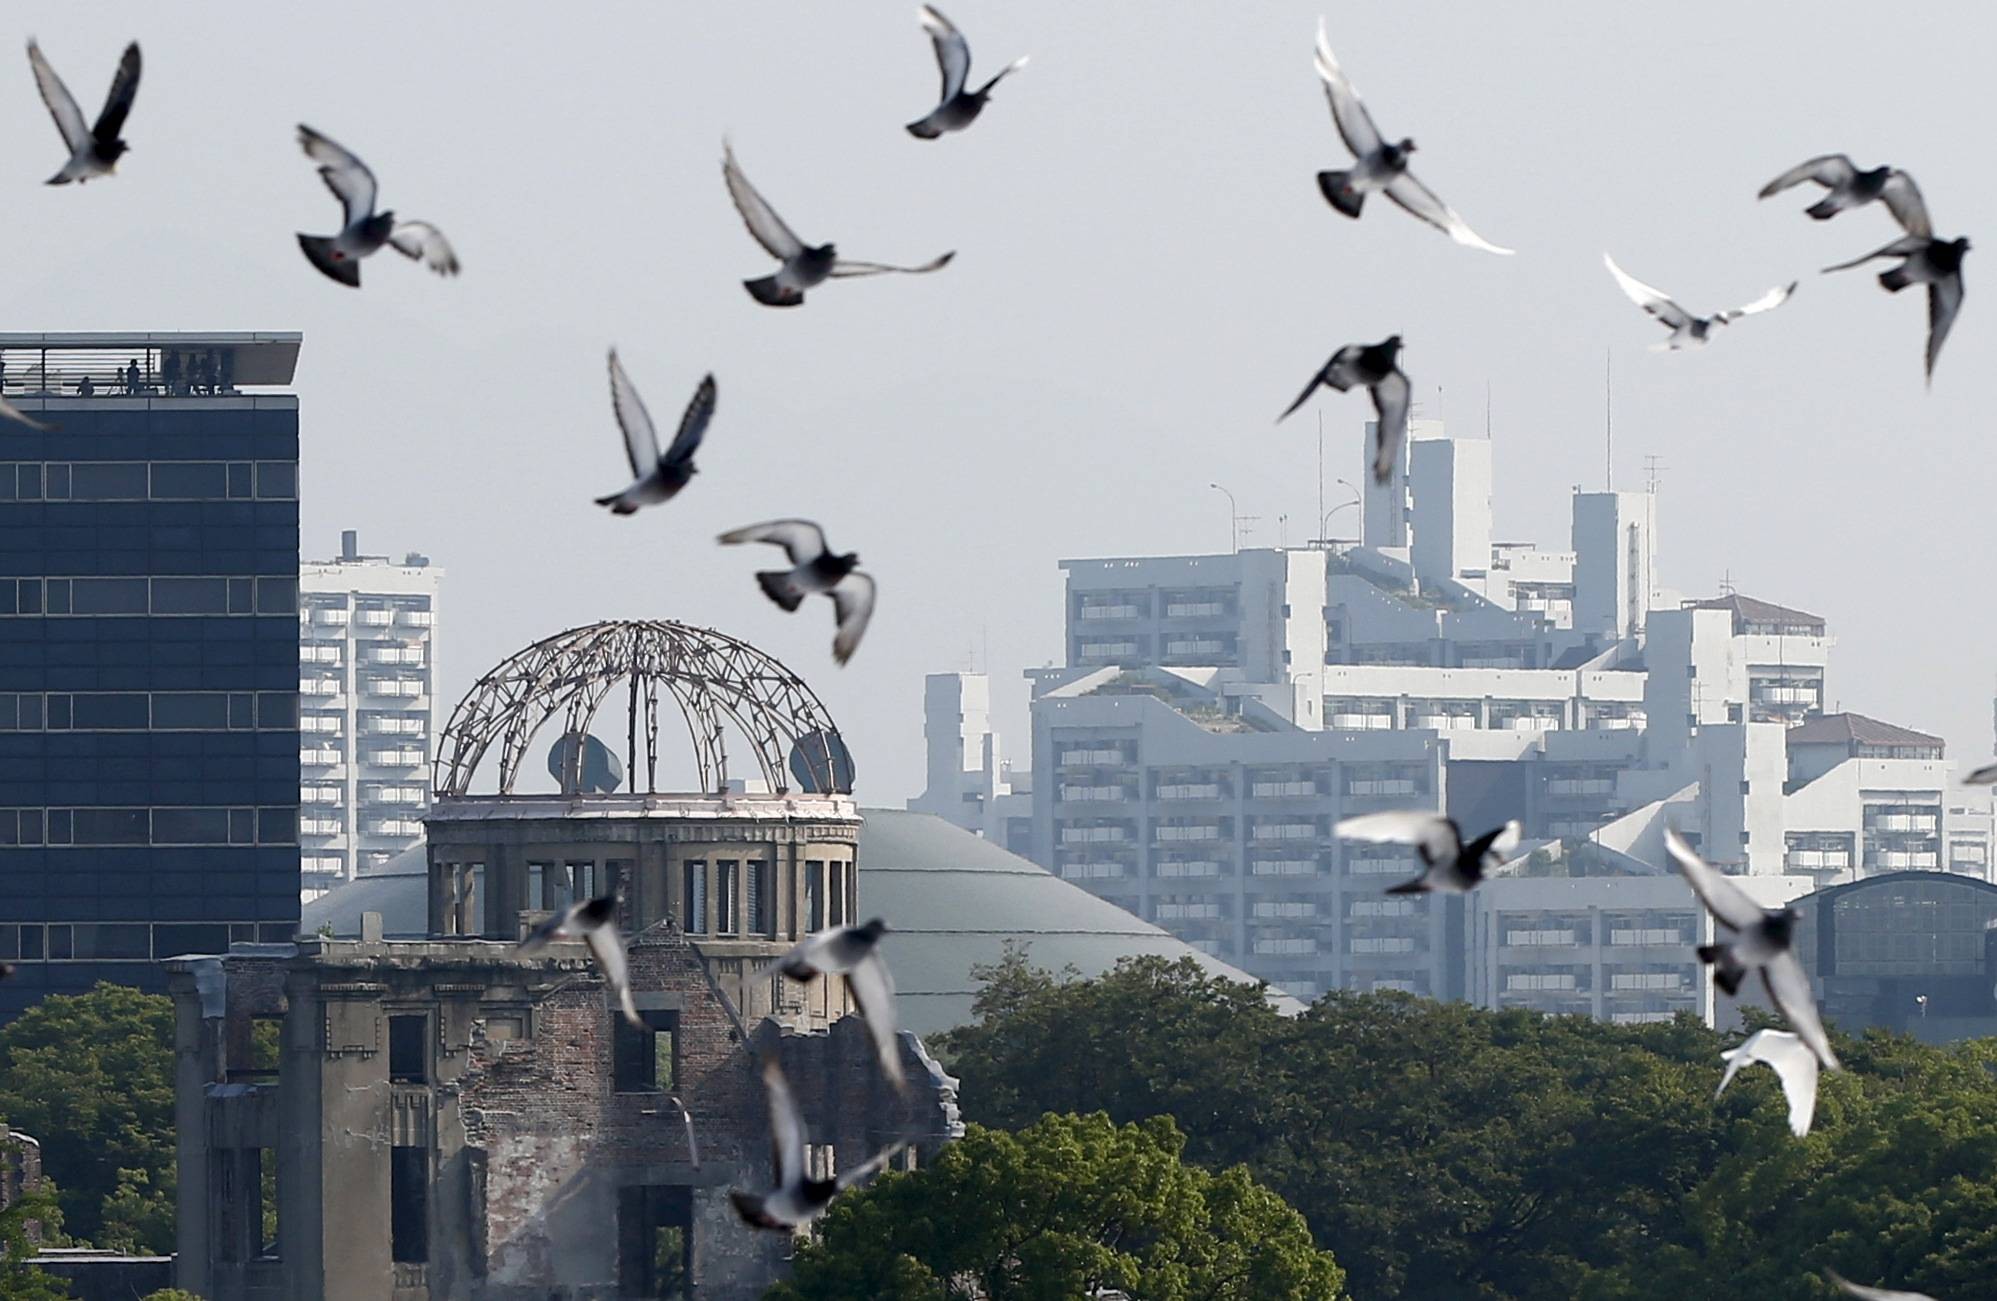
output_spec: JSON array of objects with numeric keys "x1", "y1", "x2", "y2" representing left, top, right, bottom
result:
[
  {"x1": 0, "y1": 984, "x2": 175, "y2": 1252},
  {"x1": 767, "y1": 1113, "x2": 1345, "y2": 1301},
  {"x1": 934, "y1": 951, "x2": 1997, "y2": 1300},
  {"x1": 0, "y1": 1183, "x2": 69, "y2": 1300}
]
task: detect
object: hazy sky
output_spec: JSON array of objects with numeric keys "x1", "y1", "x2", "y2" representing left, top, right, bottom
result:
[{"x1": 11, "y1": 2, "x2": 1995, "y2": 800}]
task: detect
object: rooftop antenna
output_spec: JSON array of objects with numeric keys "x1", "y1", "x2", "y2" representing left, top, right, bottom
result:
[
  {"x1": 1316, "y1": 409, "x2": 1325, "y2": 544},
  {"x1": 1604, "y1": 349, "x2": 1613, "y2": 491},
  {"x1": 1643, "y1": 454, "x2": 1665, "y2": 496},
  {"x1": 1718, "y1": 568, "x2": 1737, "y2": 598},
  {"x1": 1485, "y1": 380, "x2": 1492, "y2": 440}
]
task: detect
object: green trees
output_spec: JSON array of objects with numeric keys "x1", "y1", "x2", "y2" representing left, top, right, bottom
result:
[
  {"x1": 0, "y1": 984, "x2": 176, "y2": 1253},
  {"x1": 768, "y1": 1113, "x2": 1344, "y2": 1301},
  {"x1": 931, "y1": 952, "x2": 1997, "y2": 1300},
  {"x1": 0, "y1": 1184, "x2": 69, "y2": 1300}
]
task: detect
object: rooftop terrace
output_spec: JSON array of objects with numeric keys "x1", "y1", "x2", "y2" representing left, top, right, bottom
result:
[{"x1": 0, "y1": 331, "x2": 301, "y2": 399}]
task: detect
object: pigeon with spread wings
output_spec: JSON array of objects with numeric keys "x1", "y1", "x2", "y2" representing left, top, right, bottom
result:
[
  {"x1": 1759, "y1": 155, "x2": 1926, "y2": 228},
  {"x1": 905, "y1": 5, "x2": 1028, "y2": 139},
  {"x1": 1821, "y1": 178, "x2": 1967, "y2": 383},
  {"x1": 1715, "y1": 1029, "x2": 1820, "y2": 1137},
  {"x1": 1310, "y1": 19, "x2": 1509, "y2": 254},
  {"x1": 718, "y1": 520, "x2": 875, "y2": 664},
  {"x1": 731, "y1": 1055, "x2": 903, "y2": 1230},
  {"x1": 517, "y1": 895, "x2": 643, "y2": 1029},
  {"x1": 763, "y1": 920, "x2": 904, "y2": 1088},
  {"x1": 1276, "y1": 335, "x2": 1408, "y2": 485},
  {"x1": 594, "y1": 353, "x2": 715, "y2": 516},
  {"x1": 28, "y1": 39, "x2": 139, "y2": 185},
  {"x1": 1603, "y1": 253, "x2": 1794, "y2": 350},
  {"x1": 1334, "y1": 811, "x2": 1521, "y2": 895},
  {"x1": 724, "y1": 141, "x2": 953, "y2": 307},
  {"x1": 294, "y1": 125, "x2": 459, "y2": 288},
  {"x1": 1666, "y1": 829, "x2": 1840, "y2": 1071}
]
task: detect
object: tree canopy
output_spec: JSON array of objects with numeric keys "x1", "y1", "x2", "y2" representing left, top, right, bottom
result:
[
  {"x1": 767, "y1": 1113, "x2": 1345, "y2": 1301},
  {"x1": 0, "y1": 1183, "x2": 69, "y2": 1300},
  {"x1": 931, "y1": 950, "x2": 1997, "y2": 1300}
]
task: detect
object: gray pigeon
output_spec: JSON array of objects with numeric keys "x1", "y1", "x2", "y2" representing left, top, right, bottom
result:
[
  {"x1": 1311, "y1": 19, "x2": 1509, "y2": 254},
  {"x1": 905, "y1": 5, "x2": 1028, "y2": 139},
  {"x1": 1821, "y1": 181, "x2": 1967, "y2": 382},
  {"x1": 1759, "y1": 155, "x2": 1925, "y2": 226},
  {"x1": 1666, "y1": 829, "x2": 1840, "y2": 1071},
  {"x1": 723, "y1": 141, "x2": 953, "y2": 307},
  {"x1": 1276, "y1": 335, "x2": 1409, "y2": 483},
  {"x1": 1335, "y1": 811, "x2": 1521, "y2": 894},
  {"x1": 594, "y1": 353, "x2": 715, "y2": 516},
  {"x1": 730, "y1": 1055, "x2": 904, "y2": 1230},
  {"x1": 518, "y1": 895, "x2": 642, "y2": 1028},
  {"x1": 718, "y1": 519, "x2": 876, "y2": 664},
  {"x1": 1604, "y1": 253, "x2": 1795, "y2": 350},
  {"x1": 295, "y1": 125, "x2": 459, "y2": 288},
  {"x1": 762, "y1": 920, "x2": 903, "y2": 1088},
  {"x1": 28, "y1": 39, "x2": 139, "y2": 185}
]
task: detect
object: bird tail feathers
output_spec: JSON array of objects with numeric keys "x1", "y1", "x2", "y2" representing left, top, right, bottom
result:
[
  {"x1": 757, "y1": 571, "x2": 807, "y2": 612},
  {"x1": 1804, "y1": 194, "x2": 1845, "y2": 221},
  {"x1": 297, "y1": 234, "x2": 361, "y2": 288},
  {"x1": 1696, "y1": 944, "x2": 1746, "y2": 997},
  {"x1": 593, "y1": 493, "x2": 638, "y2": 515},
  {"x1": 1317, "y1": 171, "x2": 1365, "y2": 219},
  {"x1": 906, "y1": 117, "x2": 944, "y2": 139},
  {"x1": 743, "y1": 275, "x2": 804, "y2": 307},
  {"x1": 1384, "y1": 878, "x2": 1428, "y2": 896},
  {"x1": 1879, "y1": 266, "x2": 1913, "y2": 293}
]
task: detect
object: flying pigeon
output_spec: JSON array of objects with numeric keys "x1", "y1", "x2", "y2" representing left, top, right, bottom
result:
[
  {"x1": 518, "y1": 895, "x2": 643, "y2": 1028},
  {"x1": 1603, "y1": 253, "x2": 1795, "y2": 350},
  {"x1": 731, "y1": 1054, "x2": 904, "y2": 1230},
  {"x1": 1965, "y1": 762, "x2": 1997, "y2": 786},
  {"x1": 28, "y1": 39, "x2": 139, "y2": 185},
  {"x1": 1759, "y1": 155, "x2": 1926, "y2": 227},
  {"x1": 594, "y1": 353, "x2": 715, "y2": 516},
  {"x1": 905, "y1": 5, "x2": 1028, "y2": 139},
  {"x1": 1716, "y1": 1029, "x2": 1819, "y2": 1137},
  {"x1": 762, "y1": 920, "x2": 904, "y2": 1088},
  {"x1": 0, "y1": 397, "x2": 52, "y2": 432},
  {"x1": 294, "y1": 125, "x2": 459, "y2": 288},
  {"x1": 661, "y1": 1094, "x2": 701, "y2": 1169},
  {"x1": 1666, "y1": 829, "x2": 1840, "y2": 1071},
  {"x1": 723, "y1": 141, "x2": 953, "y2": 307},
  {"x1": 1334, "y1": 811, "x2": 1522, "y2": 894},
  {"x1": 1276, "y1": 335, "x2": 1409, "y2": 484},
  {"x1": 1821, "y1": 183, "x2": 1967, "y2": 382},
  {"x1": 718, "y1": 519, "x2": 875, "y2": 664},
  {"x1": 1825, "y1": 1272, "x2": 1937, "y2": 1301},
  {"x1": 1311, "y1": 20, "x2": 1509, "y2": 254}
]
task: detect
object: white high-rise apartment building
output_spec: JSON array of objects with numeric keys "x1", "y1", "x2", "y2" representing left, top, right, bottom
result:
[{"x1": 298, "y1": 531, "x2": 440, "y2": 900}]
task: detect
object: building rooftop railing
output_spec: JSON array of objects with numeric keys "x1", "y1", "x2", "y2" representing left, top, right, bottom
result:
[{"x1": 0, "y1": 332, "x2": 300, "y2": 394}]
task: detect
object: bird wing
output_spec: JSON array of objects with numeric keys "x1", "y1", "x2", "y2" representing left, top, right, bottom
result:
[
  {"x1": 662, "y1": 373, "x2": 717, "y2": 468},
  {"x1": 1926, "y1": 273, "x2": 1963, "y2": 382},
  {"x1": 667, "y1": 1094, "x2": 701, "y2": 1168},
  {"x1": 759, "y1": 1055, "x2": 807, "y2": 1190},
  {"x1": 0, "y1": 397, "x2": 52, "y2": 433},
  {"x1": 1663, "y1": 829, "x2": 1765, "y2": 931},
  {"x1": 1752, "y1": 1030, "x2": 1821, "y2": 1137},
  {"x1": 1822, "y1": 235, "x2": 1929, "y2": 274},
  {"x1": 834, "y1": 1141, "x2": 907, "y2": 1193},
  {"x1": 717, "y1": 519, "x2": 828, "y2": 566},
  {"x1": 1312, "y1": 19, "x2": 1384, "y2": 158},
  {"x1": 606, "y1": 349, "x2": 660, "y2": 477},
  {"x1": 1762, "y1": 950, "x2": 1840, "y2": 1072},
  {"x1": 515, "y1": 903, "x2": 578, "y2": 952},
  {"x1": 1276, "y1": 355, "x2": 1342, "y2": 423},
  {"x1": 27, "y1": 41, "x2": 90, "y2": 154},
  {"x1": 387, "y1": 221, "x2": 460, "y2": 275},
  {"x1": 298, "y1": 125, "x2": 378, "y2": 228},
  {"x1": 918, "y1": 5, "x2": 971, "y2": 101},
  {"x1": 1334, "y1": 810, "x2": 1461, "y2": 866},
  {"x1": 1716, "y1": 281, "x2": 1796, "y2": 323},
  {"x1": 723, "y1": 141, "x2": 806, "y2": 260},
  {"x1": 583, "y1": 922, "x2": 643, "y2": 1028},
  {"x1": 1756, "y1": 153, "x2": 1855, "y2": 199},
  {"x1": 1825, "y1": 1270, "x2": 1936, "y2": 1301},
  {"x1": 91, "y1": 41, "x2": 140, "y2": 144},
  {"x1": 1965, "y1": 762, "x2": 1997, "y2": 786},
  {"x1": 1384, "y1": 171, "x2": 1513, "y2": 254},
  {"x1": 845, "y1": 951, "x2": 905, "y2": 1087},
  {"x1": 1880, "y1": 170, "x2": 1931, "y2": 238},
  {"x1": 1603, "y1": 254, "x2": 1692, "y2": 331},
  {"x1": 831, "y1": 572, "x2": 877, "y2": 666},
  {"x1": 828, "y1": 251, "x2": 956, "y2": 277},
  {"x1": 1368, "y1": 368, "x2": 1410, "y2": 484},
  {"x1": 1475, "y1": 820, "x2": 1524, "y2": 874}
]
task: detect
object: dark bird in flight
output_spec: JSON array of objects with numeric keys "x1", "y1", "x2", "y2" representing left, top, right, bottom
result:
[
  {"x1": 1277, "y1": 335, "x2": 1409, "y2": 484},
  {"x1": 1759, "y1": 155, "x2": 1925, "y2": 226},
  {"x1": 731, "y1": 1055, "x2": 903, "y2": 1230},
  {"x1": 28, "y1": 39, "x2": 139, "y2": 185},
  {"x1": 723, "y1": 141, "x2": 953, "y2": 307},
  {"x1": 518, "y1": 895, "x2": 642, "y2": 1028},
  {"x1": 295, "y1": 125, "x2": 459, "y2": 288},
  {"x1": 905, "y1": 5, "x2": 1028, "y2": 139},
  {"x1": 1821, "y1": 182, "x2": 1967, "y2": 382},
  {"x1": 719, "y1": 519, "x2": 876, "y2": 664},
  {"x1": 1311, "y1": 20, "x2": 1509, "y2": 254},
  {"x1": 1335, "y1": 811, "x2": 1522, "y2": 894},
  {"x1": 595, "y1": 353, "x2": 715, "y2": 516},
  {"x1": 1603, "y1": 253, "x2": 1795, "y2": 350}
]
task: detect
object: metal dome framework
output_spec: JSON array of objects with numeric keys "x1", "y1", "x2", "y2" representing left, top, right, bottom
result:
[{"x1": 433, "y1": 619, "x2": 849, "y2": 798}]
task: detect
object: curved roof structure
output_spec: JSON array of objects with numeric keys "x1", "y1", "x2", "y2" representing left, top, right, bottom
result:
[
  {"x1": 433, "y1": 619, "x2": 849, "y2": 798},
  {"x1": 300, "y1": 812, "x2": 1298, "y2": 1037}
]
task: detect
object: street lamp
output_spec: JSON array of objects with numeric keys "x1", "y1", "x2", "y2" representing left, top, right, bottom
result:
[
  {"x1": 1208, "y1": 482, "x2": 1238, "y2": 553},
  {"x1": 1320, "y1": 499, "x2": 1359, "y2": 541}
]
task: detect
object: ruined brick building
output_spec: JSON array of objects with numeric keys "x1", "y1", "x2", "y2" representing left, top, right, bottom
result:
[{"x1": 167, "y1": 621, "x2": 961, "y2": 1300}]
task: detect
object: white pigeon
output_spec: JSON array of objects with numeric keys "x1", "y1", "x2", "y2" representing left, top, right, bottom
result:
[
  {"x1": 1311, "y1": 19, "x2": 1510, "y2": 254},
  {"x1": 762, "y1": 920, "x2": 903, "y2": 1088},
  {"x1": 905, "y1": 5, "x2": 1028, "y2": 139},
  {"x1": 1666, "y1": 829, "x2": 1840, "y2": 1071},
  {"x1": 730, "y1": 1054, "x2": 903, "y2": 1230},
  {"x1": 517, "y1": 895, "x2": 642, "y2": 1028},
  {"x1": 294, "y1": 125, "x2": 459, "y2": 289},
  {"x1": 723, "y1": 141, "x2": 954, "y2": 307},
  {"x1": 594, "y1": 354, "x2": 715, "y2": 516},
  {"x1": 1335, "y1": 811, "x2": 1521, "y2": 894},
  {"x1": 1275, "y1": 335, "x2": 1409, "y2": 484},
  {"x1": 1603, "y1": 254, "x2": 1795, "y2": 350},
  {"x1": 718, "y1": 519, "x2": 876, "y2": 664},
  {"x1": 1759, "y1": 155, "x2": 1926, "y2": 227},
  {"x1": 28, "y1": 39, "x2": 139, "y2": 185},
  {"x1": 1825, "y1": 1271, "x2": 1938, "y2": 1301},
  {"x1": 1716, "y1": 1029, "x2": 1820, "y2": 1137}
]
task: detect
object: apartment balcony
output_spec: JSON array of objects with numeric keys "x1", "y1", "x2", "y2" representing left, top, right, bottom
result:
[
  {"x1": 313, "y1": 609, "x2": 351, "y2": 626},
  {"x1": 1154, "y1": 825, "x2": 1224, "y2": 844},
  {"x1": 1503, "y1": 929, "x2": 1579, "y2": 947},
  {"x1": 363, "y1": 787, "x2": 426, "y2": 806},
  {"x1": 1784, "y1": 850, "x2": 1851, "y2": 871},
  {"x1": 368, "y1": 717, "x2": 426, "y2": 736},
  {"x1": 1060, "y1": 785, "x2": 1128, "y2": 803},
  {"x1": 1249, "y1": 859, "x2": 1318, "y2": 876},
  {"x1": 300, "y1": 645, "x2": 342, "y2": 665},
  {"x1": 356, "y1": 610, "x2": 395, "y2": 627},
  {"x1": 1329, "y1": 713, "x2": 1395, "y2": 730},
  {"x1": 364, "y1": 748, "x2": 425, "y2": 768},
  {"x1": 1250, "y1": 823, "x2": 1317, "y2": 842},
  {"x1": 398, "y1": 610, "x2": 434, "y2": 627},
  {"x1": 365, "y1": 818, "x2": 422, "y2": 838},
  {"x1": 1412, "y1": 714, "x2": 1479, "y2": 731},
  {"x1": 299, "y1": 679, "x2": 342, "y2": 698},
  {"x1": 360, "y1": 677, "x2": 425, "y2": 698},
  {"x1": 1868, "y1": 850, "x2": 1940, "y2": 871},
  {"x1": 299, "y1": 716, "x2": 343, "y2": 735},
  {"x1": 303, "y1": 786, "x2": 343, "y2": 805},
  {"x1": 1546, "y1": 778, "x2": 1615, "y2": 797},
  {"x1": 1155, "y1": 783, "x2": 1225, "y2": 801},
  {"x1": 1077, "y1": 604, "x2": 1144, "y2": 622},
  {"x1": 300, "y1": 747, "x2": 344, "y2": 767},
  {"x1": 1059, "y1": 749, "x2": 1128, "y2": 768},
  {"x1": 1865, "y1": 813, "x2": 1939, "y2": 834},
  {"x1": 300, "y1": 818, "x2": 344, "y2": 837},
  {"x1": 1058, "y1": 861, "x2": 1130, "y2": 881}
]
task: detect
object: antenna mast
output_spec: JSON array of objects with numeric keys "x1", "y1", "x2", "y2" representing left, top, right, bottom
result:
[{"x1": 1604, "y1": 349, "x2": 1613, "y2": 491}]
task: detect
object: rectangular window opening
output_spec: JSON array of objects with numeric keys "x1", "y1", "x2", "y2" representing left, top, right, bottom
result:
[
  {"x1": 388, "y1": 1014, "x2": 429, "y2": 1084},
  {"x1": 390, "y1": 1147, "x2": 428, "y2": 1264}
]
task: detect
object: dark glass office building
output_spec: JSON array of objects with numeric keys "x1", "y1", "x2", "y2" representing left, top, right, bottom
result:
[{"x1": 0, "y1": 332, "x2": 302, "y2": 1021}]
